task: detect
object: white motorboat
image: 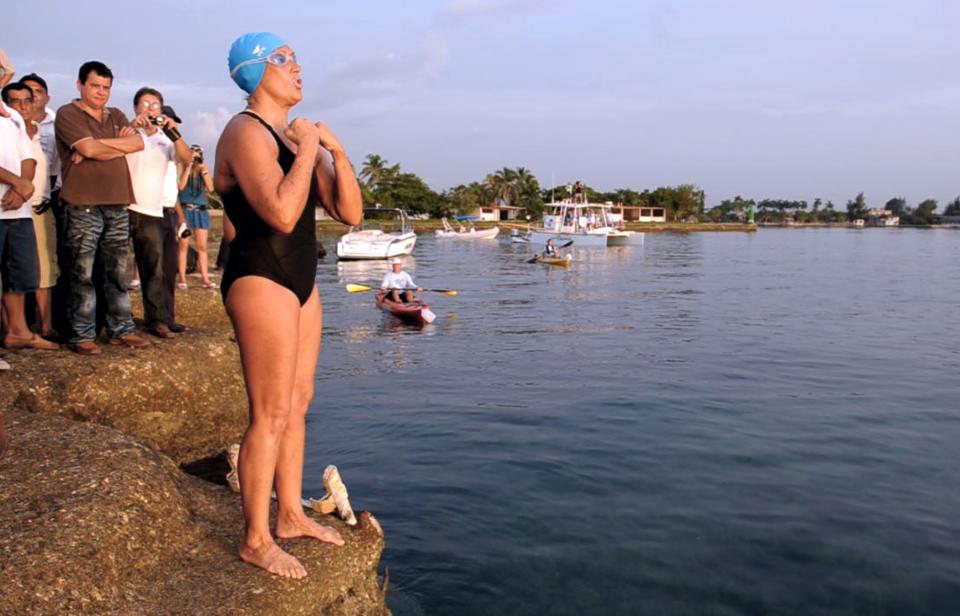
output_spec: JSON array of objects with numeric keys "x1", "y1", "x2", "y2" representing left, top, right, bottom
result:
[
  {"x1": 435, "y1": 217, "x2": 500, "y2": 240},
  {"x1": 510, "y1": 228, "x2": 532, "y2": 243},
  {"x1": 528, "y1": 200, "x2": 637, "y2": 247},
  {"x1": 336, "y1": 208, "x2": 417, "y2": 260}
]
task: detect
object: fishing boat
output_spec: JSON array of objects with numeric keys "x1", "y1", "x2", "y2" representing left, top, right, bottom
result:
[
  {"x1": 528, "y1": 200, "x2": 636, "y2": 247},
  {"x1": 435, "y1": 217, "x2": 500, "y2": 240},
  {"x1": 375, "y1": 290, "x2": 436, "y2": 325},
  {"x1": 336, "y1": 208, "x2": 417, "y2": 260},
  {"x1": 534, "y1": 254, "x2": 571, "y2": 267}
]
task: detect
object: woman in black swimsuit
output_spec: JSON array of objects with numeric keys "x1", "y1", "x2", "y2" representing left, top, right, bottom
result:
[{"x1": 214, "y1": 34, "x2": 362, "y2": 580}]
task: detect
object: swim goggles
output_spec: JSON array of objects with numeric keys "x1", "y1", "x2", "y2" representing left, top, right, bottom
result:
[{"x1": 229, "y1": 50, "x2": 297, "y2": 79}]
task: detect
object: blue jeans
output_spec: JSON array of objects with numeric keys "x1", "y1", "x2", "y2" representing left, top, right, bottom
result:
[{"x1": 63, "y1": 205, "x2": 135, "y2": 342}]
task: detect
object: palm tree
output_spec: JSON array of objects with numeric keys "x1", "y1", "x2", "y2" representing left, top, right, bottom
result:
[
  {"x1": 484, "y1": 167, "x2": 520, "y2": 205},
  {"x1": 360, "y1": 154, "x2": 394, "y2": 192}
]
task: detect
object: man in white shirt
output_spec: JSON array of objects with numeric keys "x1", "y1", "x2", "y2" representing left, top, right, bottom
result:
[
  {"x1": 125, "y1": 87, "x2": 191, "y2": 338},
  {"x1": 0, "y1": 83, "x2": 58, "y2": 352},
  {"x1": 19, "y1": 74, "x2": 59, "y2": 192},
  {"x1": 380, "y1": 257, "x2": 422, "y2": 303},
  {"x1": 6, "y1": 82, "x2": 58, "y2": 338}
]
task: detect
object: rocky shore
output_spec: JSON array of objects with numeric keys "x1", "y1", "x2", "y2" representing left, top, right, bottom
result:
[{"x1": 0, "y1": 286, "x2": 390, "y2": 615}]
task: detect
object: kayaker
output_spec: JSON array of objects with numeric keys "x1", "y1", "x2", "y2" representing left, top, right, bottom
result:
[
  {"x1": 543, "y1": 238, "x2": 558, "y2": 257},
  {"x1": 381, "y1": 256, "x2": 421, "y2": 303}
]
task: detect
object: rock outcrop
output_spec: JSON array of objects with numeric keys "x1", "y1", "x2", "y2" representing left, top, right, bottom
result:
[{"x1": 0, "y1": 288, "x2": 390, "y2": 615}]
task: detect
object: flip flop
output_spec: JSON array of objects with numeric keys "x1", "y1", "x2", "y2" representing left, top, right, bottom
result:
[{"x1": 4, "y1": 334, "x2": 59, "y2": 351}]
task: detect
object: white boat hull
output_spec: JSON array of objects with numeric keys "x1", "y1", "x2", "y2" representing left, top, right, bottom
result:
[
  {"x1": 529, "y1": 230, "x2": 608, "y2": 247},
  {"x1": 336, "y1": 231, "x2": 417, "y2": 260},
  {"x1": 529, "y1": 229, "x2": 637, "y2": 247},
  {"x1": 435, "y1": 227, "x2": 500, "y2": 240}
]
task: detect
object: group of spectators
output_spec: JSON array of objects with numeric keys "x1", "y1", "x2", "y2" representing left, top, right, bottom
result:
[{"x1": 0, "y1": 50, "x2": 216, "y2": 370}]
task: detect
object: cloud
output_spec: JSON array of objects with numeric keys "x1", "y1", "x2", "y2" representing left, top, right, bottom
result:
[
  {"x1": 309, "y1": 40, "x2": 450, "y2": 113},
  {"x1": 191, "y1": 107, "x2": 233, "y2": 142},
  {"x1": 436, "y1": 0, "x2": 568, "y2": 25}
]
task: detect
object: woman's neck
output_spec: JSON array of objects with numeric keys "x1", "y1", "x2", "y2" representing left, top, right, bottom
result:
[{"x1": 246, "y1": 93, "x2": 289, "y2": 132}]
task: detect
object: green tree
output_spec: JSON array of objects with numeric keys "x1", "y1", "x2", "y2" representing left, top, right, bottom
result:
[
  {"x1": 846, "y1": 192, "x2": 868, "y2": 221},
  {"x1": 942, "y1": 197, "x2": 960, "y2": 216},
  {"x1": 912, "y1": 199, "x2": 938, "y2": 225},
  {"x1": 885, "y1": 197, "x2": 908, "y2": 217}
]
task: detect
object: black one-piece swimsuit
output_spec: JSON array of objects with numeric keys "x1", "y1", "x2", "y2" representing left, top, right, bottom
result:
[{"x1": 220, "y1": 111, "x2": 318, "y2": 306}]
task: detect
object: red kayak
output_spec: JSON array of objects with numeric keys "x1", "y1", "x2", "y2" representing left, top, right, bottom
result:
[{"x1": 375, "y1": 291, "x2": 436, "y2": 325}]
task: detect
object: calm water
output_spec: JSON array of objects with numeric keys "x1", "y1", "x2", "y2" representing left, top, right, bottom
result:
[{"x1": 303, "y1": 228, "x2": 960, "y2": 615}]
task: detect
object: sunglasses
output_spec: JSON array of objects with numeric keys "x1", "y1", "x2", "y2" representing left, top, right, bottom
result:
[{"x1": 230, "y1": 50, "x2": 297, "y2": 79}]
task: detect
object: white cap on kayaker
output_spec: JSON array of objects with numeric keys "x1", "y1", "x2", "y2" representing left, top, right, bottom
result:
[{"x1": 391, "y1": 257, "x2": 403, "y2": 265}]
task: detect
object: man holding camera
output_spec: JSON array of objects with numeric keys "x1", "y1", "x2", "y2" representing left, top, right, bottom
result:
[{"x1": 126, "y1": 87, "x2": 191, "y2": 338}]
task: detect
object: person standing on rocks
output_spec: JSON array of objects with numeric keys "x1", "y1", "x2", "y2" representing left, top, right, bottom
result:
[
  {"x1": 125, "y1": 87, "x2": 192, "y2": 339},
  {"x1": 1, "y1": 82, "x2": 58, "y2": 353},
  {"x1": 54, "y1": 61, "x2": 148, "y2": 355},
  {"x1": 214, "y1": 32, "x2": 362, "y2": 579}
]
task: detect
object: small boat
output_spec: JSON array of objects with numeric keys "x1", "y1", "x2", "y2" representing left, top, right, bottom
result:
[
  {"x1": 337, "y1": 208, "x2": 417, "y2": 260},
  {"x1": 435, "y1": 217, "x2": 500, "y2": 240},
  {"x1": 510, "y1": 228, "x2": 532, "y2": 243},
  {"x1": 534, "y1": 254, "x2": 572, "y2": 267},
  {"x1": 375, "y1": 290, "x2": 436, "y2": 325}
]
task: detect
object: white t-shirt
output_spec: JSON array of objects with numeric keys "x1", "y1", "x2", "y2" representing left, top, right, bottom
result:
[
  {"x1": 126, "y1": 128, "x2": 175, "y2": 217},
  {"x1": 0, "y1": 103, "x2": 36, "y2": 220},
  {"x1": 28, "y1": 133, "x2": 50, "y2": 205},
  {"x1": 38, "y1": 107, "x2": 60, "y2": 190},
  {"x1": 381, "y1": 270, "x2": 417, "y2": 290},
  {"x1": 160, "y1": 161, "x2": 178, "y2": 209}
]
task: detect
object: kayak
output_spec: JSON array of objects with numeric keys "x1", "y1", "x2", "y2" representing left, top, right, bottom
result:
[
  {"x1": 535, "y1": 254, "x2": 572, "y2": 267},
  {"x1": 375, "y1": 291, "x2": 436, "y2": 325}
]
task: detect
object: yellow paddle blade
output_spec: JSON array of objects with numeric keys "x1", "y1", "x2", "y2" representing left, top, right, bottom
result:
[
  {"x1": 442, "y1": 290, "x2": 458, "y2": 297},
  {"x1": 345, "y1": 283, "x2": 373, "y2": 293}
]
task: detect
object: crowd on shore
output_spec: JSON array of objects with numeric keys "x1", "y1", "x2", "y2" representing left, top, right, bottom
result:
[{"x1": 0, "y1": 49, "x2": 220, "y2": 371}]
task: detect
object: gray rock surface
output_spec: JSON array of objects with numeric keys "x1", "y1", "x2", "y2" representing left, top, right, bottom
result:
[{"x1": 0, "y1": 288, "x2": 390, "y2": 615}]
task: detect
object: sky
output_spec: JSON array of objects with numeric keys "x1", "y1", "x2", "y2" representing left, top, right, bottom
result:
[{"x1": 5, "y1": 0, "x2": 960, "y2": 207}]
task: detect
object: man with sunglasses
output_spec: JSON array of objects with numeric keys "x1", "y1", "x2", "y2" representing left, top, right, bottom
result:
[{"x1": 125, "y1": 87, "x2": 191, "y2": 339}]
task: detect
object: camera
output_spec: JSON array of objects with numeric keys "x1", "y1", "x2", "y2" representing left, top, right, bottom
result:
[
  {"x1": 148, "y1": 114, "x2": 167, "y2": 127},
  {"x1": 178, "y1": 222, "x2": 192, "y2": 239}
]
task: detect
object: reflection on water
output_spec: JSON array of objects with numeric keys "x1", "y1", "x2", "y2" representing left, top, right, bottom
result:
[{"x1": 309, "y1": 230, "x2": 960, "y2": 616}]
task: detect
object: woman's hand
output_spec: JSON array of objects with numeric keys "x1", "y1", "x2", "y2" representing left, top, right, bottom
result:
[
  {"x1": 314, "y1": 121, "x2": 345, "y2": 155},
  {"x1": 284, "y1": 118, "x2": 320, "y2": 148}
]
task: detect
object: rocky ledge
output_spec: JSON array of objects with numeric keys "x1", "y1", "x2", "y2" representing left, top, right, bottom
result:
[{"x1": 0, "y1": 287, "x2": 390, "y2": 615}]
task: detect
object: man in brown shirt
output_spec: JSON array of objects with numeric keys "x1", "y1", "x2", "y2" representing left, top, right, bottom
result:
[{"x1": 55, "y1": 60, "x2": 148, "y2": 354}]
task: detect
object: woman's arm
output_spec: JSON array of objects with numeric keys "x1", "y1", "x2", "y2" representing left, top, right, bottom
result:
[{"x1": 313, "y1": 122, "x2": 362, "y2": 227}]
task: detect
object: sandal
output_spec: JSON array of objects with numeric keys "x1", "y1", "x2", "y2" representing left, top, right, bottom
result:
[
  {"x1": 177, "y1": 282, "x2": 188, "y2": 290},
  {"x1": 4, "y1": 334, "x2": 60, "y2": 351}
]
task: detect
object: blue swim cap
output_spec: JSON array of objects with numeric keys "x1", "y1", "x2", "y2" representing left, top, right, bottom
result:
[{"x1": 228, "y1": 32, "x2": 286, "y2": 94}]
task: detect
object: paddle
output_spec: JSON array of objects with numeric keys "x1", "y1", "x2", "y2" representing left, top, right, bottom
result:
[
  {"x1": 526, "y1": 239, "x2": 574, "y2": 263},
  {"x1": 345, "y1": 283, "x2": 458, "y2": 296}
]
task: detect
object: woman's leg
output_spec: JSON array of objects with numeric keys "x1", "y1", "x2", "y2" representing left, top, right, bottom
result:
[
  {"x1": 226, "y1": 276, "x2": 307, "y2": 579},
  {"x1": 274, "y1": 288, "x2": 344, "y2": 546},
  {"x1": 177, "y1": 236, "x2": 188, "y2": 286},
  {"x1": 196, "y1": 228, "x2": 210, "y2": 285}
]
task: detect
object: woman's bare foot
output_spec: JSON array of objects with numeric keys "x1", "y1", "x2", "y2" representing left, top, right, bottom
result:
[
  {"x1": 275, "y1": 510, "x2": 345, "y2": 546},
  {"x1": 239, "y1": 540, "x2": 307, "y2": 579}
]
